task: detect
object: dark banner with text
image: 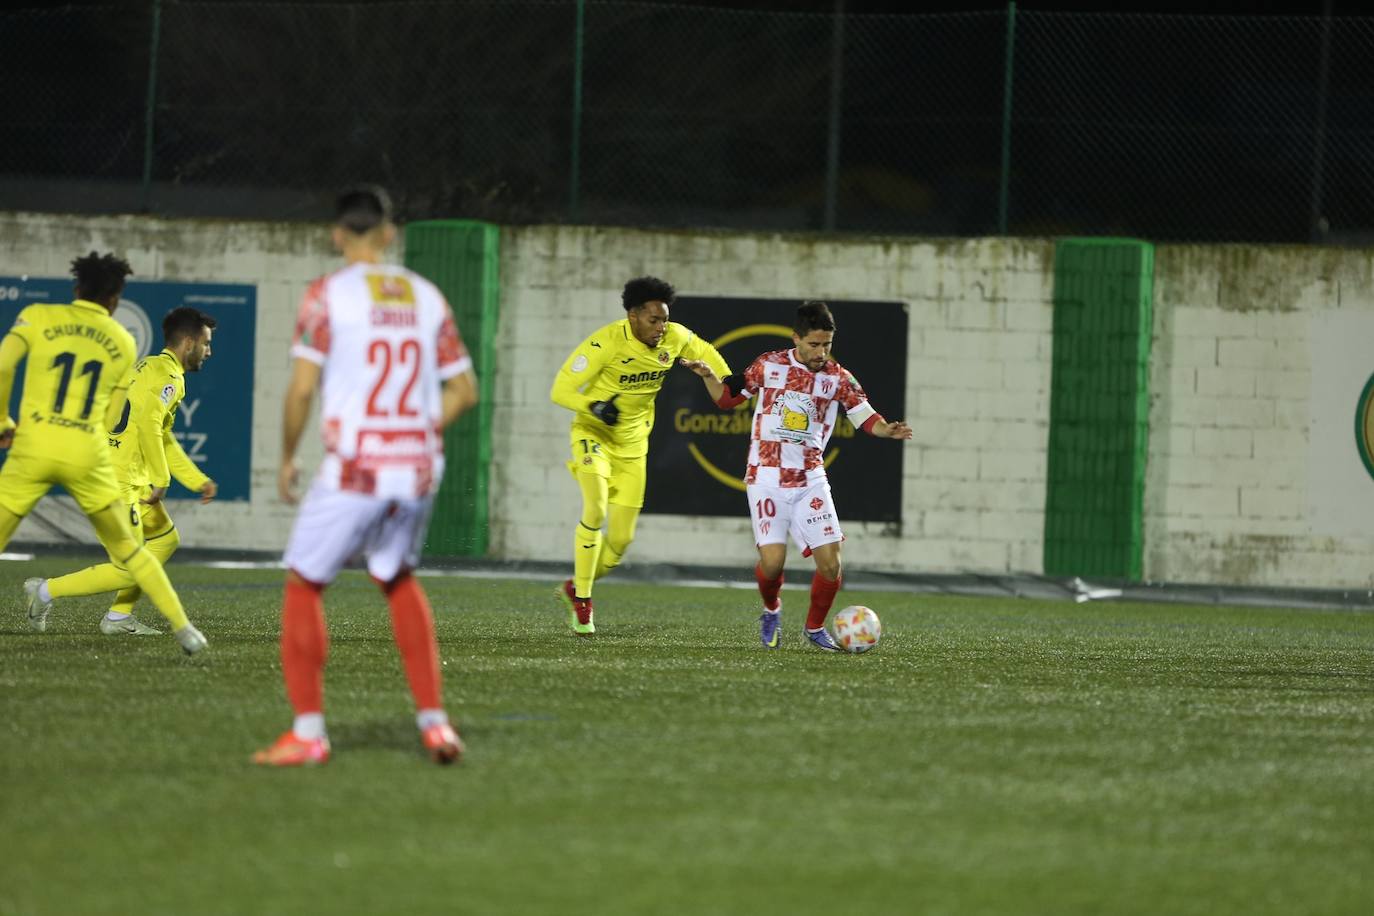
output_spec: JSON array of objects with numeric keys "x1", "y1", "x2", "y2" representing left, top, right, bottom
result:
[{"x1": 644, "y1": 296, "x2": 908, "y2": 521}]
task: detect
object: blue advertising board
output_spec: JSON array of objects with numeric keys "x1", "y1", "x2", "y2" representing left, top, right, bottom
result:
[{"x1": 0, "y1": 277, "x2": 256, "y2": 501}]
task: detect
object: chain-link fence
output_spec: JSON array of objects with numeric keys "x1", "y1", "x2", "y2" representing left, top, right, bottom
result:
[{"x1": 2, "y1": 1, "x2": 1371, "y2": 243}]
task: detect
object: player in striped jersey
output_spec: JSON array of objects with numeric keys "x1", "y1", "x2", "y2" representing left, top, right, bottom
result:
[{"x1": 683, "y1": 300, "x2": 911, "y2": 651}]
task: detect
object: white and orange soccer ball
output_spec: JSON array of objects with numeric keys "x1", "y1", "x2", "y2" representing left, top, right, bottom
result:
[{"x1": 832, "y1": 605, "x2": 881, "y2": 654}]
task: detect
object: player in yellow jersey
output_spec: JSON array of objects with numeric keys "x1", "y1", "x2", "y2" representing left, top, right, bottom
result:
[
  {"x1": 31, "y1": 307, "x2": 218, "y2": 636},
  {"x1": 0, "y1": 252, "x2": 207, "y2": 655},
  {"x1": 549, "y1": 276, "x2": 729, "y2": 635}
]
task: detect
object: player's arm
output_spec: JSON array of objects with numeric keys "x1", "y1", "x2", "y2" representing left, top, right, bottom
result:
[
  {"x1": 839, "y1": 371, "x2": 912, "y2": 440},
  {"x1": 550, "y1": 328, "x2": 615, "y2": 420},
  {"x1": 435, "y1": 305, "x2": 477, "y2": 430},
  {"x1": 100, "y1": 339, "x2": 136, "y2": 440},
  {"x1": 164, "y1": 425, "x2": 215, "y2": 502},
  {"x1": 440, "y1": 369, "x2": 478, "y2": 429},
  {"x1": 135, "y1": 379, "x2": 175, "y2": 504},
  {"x1": 0, "y1": 331, "x2": 26, "y2": 448},
  {"x1": 279, "y1": 357, "x2": 321, "y2": 504},
  {"x1": 677, "y1": 334, "x2": 735, "y2": 406}
]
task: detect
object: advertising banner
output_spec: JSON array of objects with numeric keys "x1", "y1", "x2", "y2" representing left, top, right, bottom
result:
[{"x1": 644, "y1": 296, "x2": 908, "y2": 522}]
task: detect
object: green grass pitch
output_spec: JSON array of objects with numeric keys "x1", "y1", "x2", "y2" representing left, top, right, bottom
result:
[{"x1": 2, "y1": 557, "x2": 1372, "y2": 916}]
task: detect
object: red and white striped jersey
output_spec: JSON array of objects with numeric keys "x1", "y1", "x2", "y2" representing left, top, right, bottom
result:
[
  {"x1": 291, "y1": 262, "x2": 471, "y2": 499},
  {"x1": 737, "y1": 349, "x2": 879, "y2": 488}
]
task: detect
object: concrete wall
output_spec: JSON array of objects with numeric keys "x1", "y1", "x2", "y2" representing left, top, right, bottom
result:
[
  {"x1": 7, "y1": 211, "x2": 1371, "y2": 589},
  {"x1": 1146, "y1": 245, "x2": 1374, "y2": 588},
  {"x1": 490, "y1": 228, "x2": 1055, "y2": 574}
]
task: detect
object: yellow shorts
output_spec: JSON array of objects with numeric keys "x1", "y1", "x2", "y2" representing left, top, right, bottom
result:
[
  {"x1": 117, "y1": 484, "x2": 175, "y2": 544},
  {"x1": 566, "y1": 431, "x2": 646, "y2": 509},
  {"x1": 0, "y1": 449, "x2": 123, "y2": 518}
]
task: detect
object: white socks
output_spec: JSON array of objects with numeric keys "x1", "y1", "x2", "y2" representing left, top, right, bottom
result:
[
  {"x1": 292, "y1": 713, "x2": 326, "y2": 741},
  {"x1": 416, "y1": 709, "x2": 449, "y2": 731}
]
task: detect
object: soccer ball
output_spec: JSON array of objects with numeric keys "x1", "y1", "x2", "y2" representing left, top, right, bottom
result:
[{"x1": 832, "y1": 605, "x2": 881, "y2": 654}]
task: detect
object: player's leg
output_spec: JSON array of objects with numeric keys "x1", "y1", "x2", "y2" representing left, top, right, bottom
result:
[
  {"x1": 41, "y1": 495, "x2": 142, "y2": 629},
  {"x1": 794, "y1": 481, "x2": 845, "y2": 652},
  {"x1": 0, "y1": 453, "x2": 58, "y2": 630},
  {"x1": 746, "y1": 484, "x2": 791, "y2": 648},
  {"x1": 102, "y1": 497, "x2": 177, "y2": 635},
  {"x1": 559, "y1": 436, "x2": 611, "y2": 636},
  {"x1": 85, "y1": 503, "x2": 204, "y2": 653},
  {"x1": 365, "y1": 498, "x2": 463, "y2": 764},
  {"x1": 573, "y1": 469, "x2": 608, "y2": 598},
  {"x1": 594, "y1": 454, "x2": 645, "y2": 582},
  {"x1": 0, "y1": 506, "x2": 22, "y2": 550},
  {"x1": 61, "y1": 455, "x2": 201, "y2": 650},
  {"x1": 255, "y1": 485, "x2": 378, "y2": 766}
]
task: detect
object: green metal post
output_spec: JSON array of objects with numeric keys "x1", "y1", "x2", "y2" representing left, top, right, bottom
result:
[
  {"x1": 822, "y1": 0, "x2": 846, "y2": 232},
  {"x1": 140, "y1": 0, "x2": 163, "y2": 212},
  {"x1": 569, "y1": 0, "x2": 585, "y2": 221},
  {"x1": 997, "y1": 1, "x2": 1017, "y2": 235}
]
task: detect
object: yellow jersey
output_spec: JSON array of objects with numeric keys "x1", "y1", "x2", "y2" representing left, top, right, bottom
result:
[
  {"x1": 4, "y1": 300, "x2": 135, "y2": 462},
  {"x1": 551, "y1": 319, "x2": 729, "y2": 458},
  {"x1": 109, "y1": 348, "x2": 210, "y2": 494}
]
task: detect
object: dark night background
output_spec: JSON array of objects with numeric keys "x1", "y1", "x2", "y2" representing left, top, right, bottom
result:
[{"x1": 2, "y1": 0, "x2": 1370, "y2": 242}]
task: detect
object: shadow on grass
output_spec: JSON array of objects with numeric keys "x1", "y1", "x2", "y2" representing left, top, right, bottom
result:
[{"x1": 330, "y1": 718, "x2": 421, "y2": 753}]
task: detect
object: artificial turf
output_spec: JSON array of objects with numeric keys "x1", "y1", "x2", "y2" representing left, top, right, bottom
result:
[{"x1": 1, "y1": 557, "x2": 1371, "y2": 915}]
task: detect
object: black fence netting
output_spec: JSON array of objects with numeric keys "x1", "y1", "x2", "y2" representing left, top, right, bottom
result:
[{"x1": 2, "y1": 1, "x2": 1372, "y2": 244}]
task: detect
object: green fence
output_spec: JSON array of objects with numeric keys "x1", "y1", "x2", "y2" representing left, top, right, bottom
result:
[
  {"x1": 1043, "y1": 238, "x2": 1154, "y2": 582},
  {"x1": 3, "y1": 2, "x2": 1372, "y2": 243},
  {"x1": 404, "y1": 221, "x2": 500, "y2": 557}
]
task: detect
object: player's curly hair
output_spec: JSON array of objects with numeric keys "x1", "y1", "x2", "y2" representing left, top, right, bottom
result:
[
  {"x1": 795, "y1": 300, "x2": 835, "y2": 336},
  {"x1": 70, "y1": 251, "x2": 132, "y2": 304},
  {"x1": 335, "y1": 184, "x2": 394, "y2": 234},
  {"x1": 162, "y1": 306, "x2": 218, "y2": 346},
  {"x1": 622, "y1": 276, "x2": 675, "y2": 311}
]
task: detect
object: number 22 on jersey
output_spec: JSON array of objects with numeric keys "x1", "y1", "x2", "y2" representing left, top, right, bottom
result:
[{"x1": 366, "y1": 338, "x2": 421, "y2": 418}]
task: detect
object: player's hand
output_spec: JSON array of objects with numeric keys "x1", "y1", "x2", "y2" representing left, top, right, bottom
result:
[
  {"x1": 589, "y1": 395, "x2": 620, "y2": 427},
  {"x1": 142, "y1": 486, "x2": 168, "y2": 506},
  {"x1": 0, "y1": 425, "x2": 13, "y2": 449},
  {"x1": 279, "y1": 460, "x2": 301, "y2": 504},
  {"x1": 198, "y1": 480, "x2": 218, "y2": 504},
  {"x1": 881, "y1": 420, "x2": 913, "y2": 440},
  {"x1": 678, "y1": 358, "x2": 717, "y2": 380}
]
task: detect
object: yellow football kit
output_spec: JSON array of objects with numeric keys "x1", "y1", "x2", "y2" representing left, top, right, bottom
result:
[
  {"x1": 46, "y1": 348, "x2": 213, "y2": 614},
  {"x1": 1, "y1": 299, "x2": 195, "y2": 636},
  {"x1": 550, "y1": 318, "x2": 729, "y2": 601},
  {"x1": 0, "y1": 300, "x2": 135, "y2": 517},
  {"x1": 110, "y1": 348, "x2": 211, "y2": 505},
  {"x1": 551, "y1": 319, "x2": 730, "y2": 502}
]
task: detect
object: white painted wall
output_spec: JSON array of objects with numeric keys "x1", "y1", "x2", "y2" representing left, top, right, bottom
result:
[
  {"x1": 14, "y1": 211, "x2": 1370, "y2": 589},
  {"x1": 1146, "y1": 245, "x2": 1374, "y2": 589},
  {"x1": 490, "y1": 227, "x2": 1055, "y2": 576}
]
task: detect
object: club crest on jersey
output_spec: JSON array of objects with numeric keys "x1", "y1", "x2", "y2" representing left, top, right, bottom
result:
[
  {"x1": 366, "y1": 274, "x2": 416, "y2": 305},
  {"x1": 159, "y1": 383, "x2": 176, "y2": 405},
  {"x1": 657, "y1": 350, "x2": 670, "y2": 365},
  {"x1": 771, "y1": 390, "x2": 816, "y2": 442}
]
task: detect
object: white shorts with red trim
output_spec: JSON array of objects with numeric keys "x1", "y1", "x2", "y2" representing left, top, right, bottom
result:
[
  {"x1": 746, "y1": 480, "x2": 844, "y2": 556},
  {"x1": 283, "y1": 481, "x2": 434, "y2": 585}
]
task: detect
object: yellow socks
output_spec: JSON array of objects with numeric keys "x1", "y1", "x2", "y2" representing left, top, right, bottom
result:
[
  {"x1": 109, "y1": 525, "x2": 179, "y2": 614},
  {"x1": 47, "y1": 563, "x2": 132, "y2": 600},
  {"x1": 573, "y1": 523, "x2": 601, "y2": 599}
]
